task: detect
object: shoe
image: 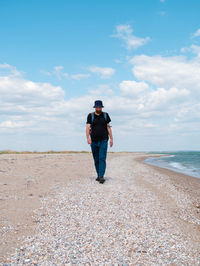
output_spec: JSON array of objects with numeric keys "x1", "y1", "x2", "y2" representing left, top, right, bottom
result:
[
  {"x1": 96, "y1": 177, "x2": 100, "y2": 181},
  {"x1": 99, "y1": 177, "x2": 105, "y2": 184}
]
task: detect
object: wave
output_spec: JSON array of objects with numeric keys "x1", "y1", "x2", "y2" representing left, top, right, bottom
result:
[
  {"x1": 144, "y1": 153, "x2": 200, "y2": 178},
  {"x1": 169, "y1": 162, "x2": 186, "y2": 170}
]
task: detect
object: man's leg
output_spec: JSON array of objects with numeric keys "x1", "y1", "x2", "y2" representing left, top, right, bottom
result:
[
  {"x1": 90, "y1": 141, "x2": 100, "y2": 177},
  {"x1": 99, "y1": 139, "x2": 108, "y2": 178}
]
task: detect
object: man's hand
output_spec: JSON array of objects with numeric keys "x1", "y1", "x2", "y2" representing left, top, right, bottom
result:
[
  {"x1": 110, "y1": 138, "x2": 113, "y2": 147},
  {"x1": 87, "y1": 138, "x2": 92, "y2": 144}
]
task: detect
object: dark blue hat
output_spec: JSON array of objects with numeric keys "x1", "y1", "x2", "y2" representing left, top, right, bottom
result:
[{"x1": 93, "y1": 100, "x2": 104, "y2": 108}]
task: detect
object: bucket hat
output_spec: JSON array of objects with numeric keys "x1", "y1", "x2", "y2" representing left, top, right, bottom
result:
[{"x1": 93, "y1": 100, "x2": 104, "y2": 108}]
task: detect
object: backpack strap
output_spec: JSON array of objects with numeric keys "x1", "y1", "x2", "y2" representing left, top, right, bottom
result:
[
  {"x1": 103, "y1": 112, "x2": 107, "y2": 122},
  {"x1": 91, "y1": 112, "x2": 95, "y2": 124}
]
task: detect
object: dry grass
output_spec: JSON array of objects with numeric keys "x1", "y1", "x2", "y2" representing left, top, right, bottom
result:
[{"x1": 0, "y1": 150, "x2": 117, "y2": 154}]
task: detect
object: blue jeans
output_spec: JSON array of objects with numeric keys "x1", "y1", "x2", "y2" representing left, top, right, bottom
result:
[{"x1": 90, "y1": 139, "x2": 108, "y2": 178}]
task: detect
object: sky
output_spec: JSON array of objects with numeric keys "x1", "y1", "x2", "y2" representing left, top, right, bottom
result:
[{"x1": 0, "y1": 0, "x2": 200, "y2": 152}]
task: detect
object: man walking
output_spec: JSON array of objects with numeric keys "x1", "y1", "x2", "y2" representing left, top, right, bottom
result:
[{"x1": 86, "y1": 100, "x2": 113, "y2": 184}]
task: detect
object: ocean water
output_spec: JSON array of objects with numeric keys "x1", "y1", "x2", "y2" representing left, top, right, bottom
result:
[{"x1": 143, "y1": 151, "x2": 200, "y2": 178}]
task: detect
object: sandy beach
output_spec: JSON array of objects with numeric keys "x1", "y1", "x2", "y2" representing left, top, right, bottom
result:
[{"x1": 0, "y1": 152, "x2": 200, "y2": 264}]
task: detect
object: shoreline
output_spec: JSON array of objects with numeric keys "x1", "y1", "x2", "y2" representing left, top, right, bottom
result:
[
  {"x1": 135, "y1": 153, "x2": 200, "y2": 209},
  {"x1": 141, "y1": 153, "x2": 200, "y2": 180},
  {"x1": 143, "y1": 153, "x2": 200, "y2": 180},
  {"x1": 136, "y1": 153, "x2": 200, "y2": 182}
]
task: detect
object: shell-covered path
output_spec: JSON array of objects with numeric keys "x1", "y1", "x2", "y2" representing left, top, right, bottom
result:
[{"x1": 3, "y1": 153, "x2": 200, "y2": 265}]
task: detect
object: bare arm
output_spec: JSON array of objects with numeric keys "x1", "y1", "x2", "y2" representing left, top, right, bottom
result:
[
  {"x1": 86, "y1": 124, "x2": 91, "y2": 144},
  {"x1": 107, "y1": 123, "x2": 113, "y2": 147}
]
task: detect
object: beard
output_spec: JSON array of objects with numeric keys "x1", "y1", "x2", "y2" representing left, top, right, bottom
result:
[{"x1": 95, "y1": 109, "x2": 102, "y2": 114}]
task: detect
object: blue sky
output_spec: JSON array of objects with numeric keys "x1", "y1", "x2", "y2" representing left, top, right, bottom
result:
[{"x1": 0, "y1": 0, "x2": 200, "y2": 151}]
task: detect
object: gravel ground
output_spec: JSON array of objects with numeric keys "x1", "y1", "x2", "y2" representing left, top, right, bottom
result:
[{"x1": 1, "y1": 153, "x2": 200, "y2": 265}]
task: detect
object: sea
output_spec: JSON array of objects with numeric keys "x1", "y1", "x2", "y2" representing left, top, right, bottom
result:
[{"x1": 143, "y1": 151, "x2": 200, "y2": 178}]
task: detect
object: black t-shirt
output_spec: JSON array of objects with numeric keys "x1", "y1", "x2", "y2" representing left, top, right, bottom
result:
[{"x1": 86, "y1": 111, "x2": 111, "y2": 141}]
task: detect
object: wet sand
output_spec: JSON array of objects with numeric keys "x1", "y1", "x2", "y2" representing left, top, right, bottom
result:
[{"x1": 137, "y1": 154, "x2": 200, "y2": 210}]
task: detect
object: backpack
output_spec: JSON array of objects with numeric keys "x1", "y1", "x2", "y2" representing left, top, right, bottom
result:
[{"x1": 89, "y1": 112, "x2": 108, "y2": 136}]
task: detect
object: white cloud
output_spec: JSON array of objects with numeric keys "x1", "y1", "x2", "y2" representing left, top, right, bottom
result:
[
  {"x1": 42, "y1": 65, "x2": 115, "y2": 81},
  {"x1": 88, "y1": 66, "x2": 115, "y2": 79},
  {"x1": 180, "y1": 47, "x2": 189, "y2": 53},
  {"x1": 71, "y1": 73, "x2": 91, "y2": 80},
  {"x1": 143, "y1": 87, "x2": 190, "y2": 111},
  {"x1": 89, "y1": 84, "x2": 114, "y2": 95},
  {"x1": 0, "y1": 76, "x2": 64, "y2": 103},
  {"x1": 120, "y1": 80, "x2": 149, "y2": 96},
  {"x1": 1, "y1": 57, "x2": 200, "y2": 151},
  {"x1": 41, "y1": 65, "x2": 69, "y2": 80},
  {"x1": 127, "y1": 53, "x2": 200, "y2": 130},
  {"x1": 130, "y1": 54, "x2": 200, "y2": 96},
  {"x1": 181, "y1": 44, "x2": 200, "y2": 57},
  {"x1": 0, "y1": 66, "x2": 68, "y2": 134},
  {"x1": 0, "y1": 63, "x2": 22, "y2": 77},
  {"x1": 53, "y1": 65, "x2": 69, "y2": 80},
  {"x1": 190, "y1": 44, "x2": 200, "y2": 57},
  {"x1": 0, "y1": 120, "x2": 34, "y2": 129},
  {"x1": 41, "y1": 66, "x2": 91, "y2": 81},
  {"x1": 40, "y1": 70, "x2": 51, "y2": 76},
  {"x1": 111, "y1": 24, "x2": 150, "y2": 50},
  {"x1": 144, "y1": 123, "x2": 158, "y2": 128},
  {"x1": 192, "y1": 28, "x2": 200, "y2": 38}
]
